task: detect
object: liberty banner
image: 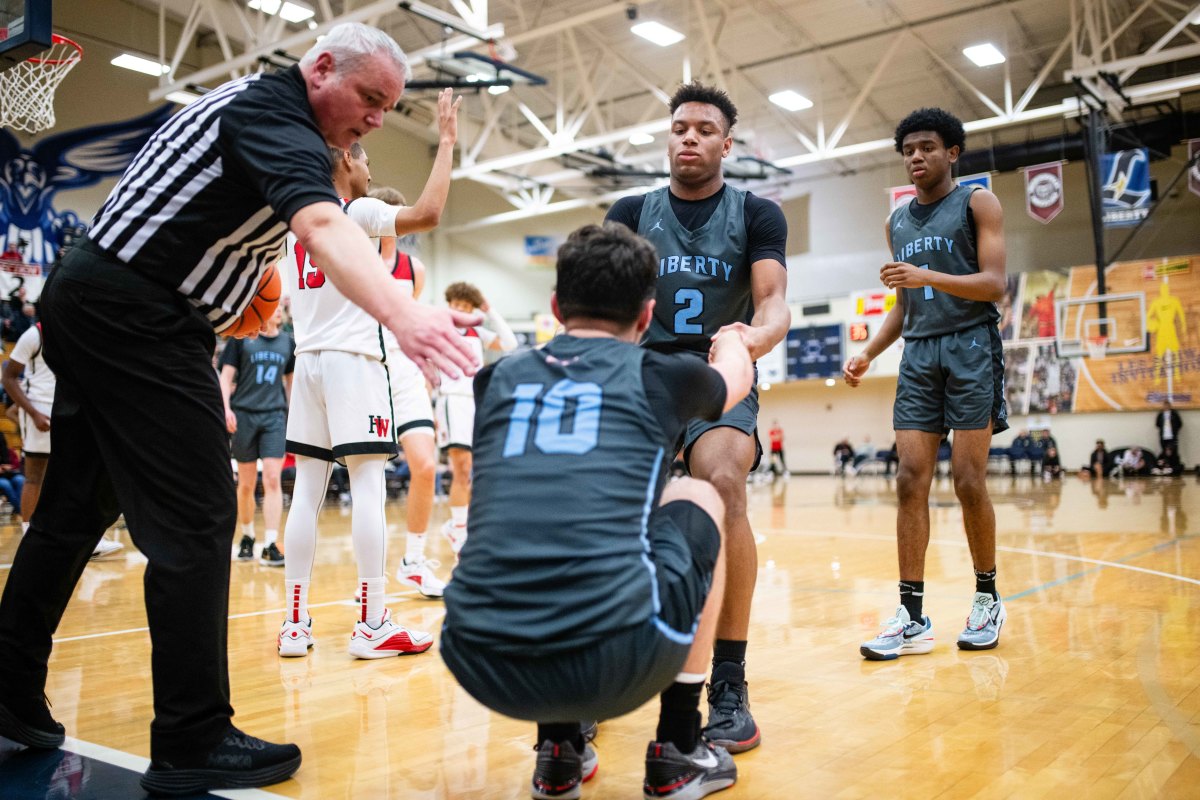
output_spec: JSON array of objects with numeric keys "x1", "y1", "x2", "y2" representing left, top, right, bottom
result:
[
  {"x1": 1024, "y1": 161, "x2": 1065, "y2": 224},
  {"x1": 1101, "y1": 148, "x2": 1151, "y2": 227}
]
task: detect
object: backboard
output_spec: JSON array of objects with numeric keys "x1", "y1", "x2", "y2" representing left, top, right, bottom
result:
[
  {"x1": 1055, "y1": 292, "x2": 1148, "y2": 357},
  {"x1": 0, "y1": 0, "x2": 51, "y2": 68}
]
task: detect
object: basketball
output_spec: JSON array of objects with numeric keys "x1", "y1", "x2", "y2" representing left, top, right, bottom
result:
[{"x1": 222, "y1": 264, "x2": 281, "y2": 338}]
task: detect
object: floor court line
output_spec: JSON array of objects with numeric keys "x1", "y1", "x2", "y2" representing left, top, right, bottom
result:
[
  {"x1": 52, "y1": 589, "x2": 424, "y2": 644},
  {"x1": 62, "y1": 737, "x2": 290, "y2": 800},
  {"x1": 763, "y1": 527, "x2": 1200, "y2": 587}
]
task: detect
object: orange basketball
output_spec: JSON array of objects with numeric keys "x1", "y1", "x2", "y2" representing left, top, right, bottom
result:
[{"x1": 222, "y1": 264, "x2": 281, "y2": 338}]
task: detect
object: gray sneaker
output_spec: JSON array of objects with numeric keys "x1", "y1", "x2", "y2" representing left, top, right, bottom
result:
[
  {"x1": 643, "y1": 739, "x2": 736, "y2": 799},
  {"x1": 957, "y1": 592, "x2": 1006, "y2": 650},
  {"x1": 701, "y1": 678, "x2": 760, "y2": 754}
]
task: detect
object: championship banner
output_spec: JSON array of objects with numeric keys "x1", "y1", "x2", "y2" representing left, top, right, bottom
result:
[
  {"x1": 1189, "y1": 139, "x2": 1200, "y2": 198},
  {"x1": 1101, "y1": 148, "x2": 1151, "y2": 228},
  {"x1": 1024, "y1": 162, "x2": 1065, "y2": 224},
  {"x1": 888, "y1": 184, "x2": 917, "y2": 211},
  {"x1": 957, "y1": 172, "x2": 992, "y2": 190}
]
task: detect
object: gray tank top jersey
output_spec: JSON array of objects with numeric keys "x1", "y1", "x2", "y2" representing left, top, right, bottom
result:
[
  {"x1": 637, "y1": 186, "x2": 752, "y2": 353},
  {"x1": 229, "y1": 334, "x2": 293, "y2": 412},
  {"x1": 890, "y1": 184, "x2": 999, "y2": 339},
  {"x1": 444, "y1": 336, "x2": 670, "y2": 653}
]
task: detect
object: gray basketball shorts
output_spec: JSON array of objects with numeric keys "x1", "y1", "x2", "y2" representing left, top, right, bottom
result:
[
  {"x1": 894, "y1": 323, "x2": 1009, "y2": 435},
  {"x1": 683, "y1": 377, "x2": 762, "y2": 470},
  {"x1": 230, "y1": 408, "x2": 288, "y2": 462}
]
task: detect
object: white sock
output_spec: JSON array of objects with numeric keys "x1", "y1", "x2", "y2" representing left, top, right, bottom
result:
[
  {"x1": 286, "y1": 579, "x2": 310, "y2": 623},
  {"x1": 675, "y1": 671, "x2": 707, "y2": 684},
  {"x1": 405, "y1": 531, "x2": 426, "y2": 564},
  {"x1": 265, "y1": 529, "x2": 278, "y2": 546},
  {"x1": 241, "y1": 522, "x2": 255, "y2": 539},
  {"x1": 360, "y1": 576, "x2": 386, "y2": 628},
  {"x1": 20, "y1": 520, "x2": 29, "y2": 534},
  {"x1": 450, "y1": 506, "x2": 468, "y2": 528}
]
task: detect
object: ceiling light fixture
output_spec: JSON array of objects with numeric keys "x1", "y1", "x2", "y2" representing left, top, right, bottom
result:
[
  {"x1": 111, "y1": 53, "x2": 169, "y2": 76},
  {"x1": 628, "y1": 132, "x2": 655, "y2": 145},
  {"x1": 769, "y1": 90, "x2": 813, "y2": 111},
  {"x1": 963, "y1": 43, "x2": 1005, "y2": 67},
  {"x1": 631, "y1": 21, "x2": 685, "y2": 47}
]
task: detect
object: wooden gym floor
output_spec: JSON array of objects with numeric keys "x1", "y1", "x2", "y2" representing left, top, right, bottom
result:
[{"x1": 1, "y1": 473, "x2": 1198, "y2": 799}]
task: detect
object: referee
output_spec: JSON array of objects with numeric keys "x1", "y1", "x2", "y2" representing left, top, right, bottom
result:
[{"x1": 0, "y1": 23, "x2": 477, "y2": 796}]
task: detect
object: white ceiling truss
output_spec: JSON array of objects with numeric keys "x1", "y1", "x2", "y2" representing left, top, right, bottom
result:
[{"x1": 139, "y1": 0, "x2": 1200, "y2": 229}]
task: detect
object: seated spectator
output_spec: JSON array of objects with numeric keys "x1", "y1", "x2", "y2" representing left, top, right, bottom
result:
[
  {"x1": 1081, "y1": 439, "x2": 1107, "y2": 477},
  {"x1": 833, "y1": 438, "x2": 854, "y2": 475},
  {"x1": 0, "y1": 433, "x2": 24, "y2": 514},
  {"x1": 1151, "y1": 444, "x2": 1183, "y2": 477},
  {"x1": 1111, "y1": 446, "x2": 1148, "y2": 478},
  {"x1": 851, "y1": 435, "x2": 875, "y2": 472},
  {"x1": 884, "y1": 441, "x2": 899, "y2": 476},
  {"x1": 1009, "y1": 429, "x2": 1034, "y2": 475},
  {"x1": 1041, "y1": 446, "x2": 1062, "y2": 480}
]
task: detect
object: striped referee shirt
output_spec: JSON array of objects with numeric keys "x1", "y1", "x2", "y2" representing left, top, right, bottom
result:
[{"x1": 89, "y1": 66, "x2": 340, "y2": 332}]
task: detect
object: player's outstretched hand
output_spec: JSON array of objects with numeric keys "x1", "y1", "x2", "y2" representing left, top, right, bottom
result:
[
  {"x1": 843, "y1": 354, "x2": 870, "y2": 388},
  {"x1": 391, "y1": 303, "x2": 484, "y2": 386},
  {"x1": 436, "y1": 88, "x2": 462, "y2": 145},
  {"x1": 713, "y1": 321, "x2": 771, "y2": 361}
]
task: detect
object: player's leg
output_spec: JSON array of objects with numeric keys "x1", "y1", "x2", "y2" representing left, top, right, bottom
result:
[
  {"x1": 258, "y1": 456, "x2": 285, "y2": 566},
  {"x1": 344, "y1": 453, "x2": 433, "y2": 659},
  {"x1": 945, "y1": 324, "x2": 1008, "y2": 651},
  {"x1": 18, "y1": 453, "x2": 47, "y2": 530},
  {"x1": 278, "y1": 455, "x2": 330, "y2": 657},
  {"x1": 279, "y1": 353, "x2": 331, "y2": 656},
  {"x1": 862, "y1": 334, "x2": 946, "y2": 661},
  {"x1": 257, "y1": 407, "x2": 288, "y2": 566},
  {"x1": 444, "y1": 446, "x2": 472, "y2": 554},
  {"x1": 234, "y1": 459, "x2": 259, "y2": 560},
  {"x1": 644, "y1": 477, "x2": 737, "y2": 799},
  {"x1": 396, "y1": 429, "x2": 444, "y2": 597},
  {"x1": 686, "y1": 425, "x2": 759, "y2": 754}
]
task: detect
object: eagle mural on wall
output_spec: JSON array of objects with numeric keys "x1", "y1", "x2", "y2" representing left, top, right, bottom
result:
[{"x1": 0, "y1": 104, "x2": 175, "y2": 268}]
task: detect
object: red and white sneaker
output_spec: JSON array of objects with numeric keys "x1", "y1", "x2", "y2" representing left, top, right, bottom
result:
[
  {"x1": 348, "y1": 609, "x2": 433, "y2": 659},
  {"x1": 397, "y1": 558, "x2": 447, "y2": 598},
  {"x1": 441, "y1": 519, "x2": 467, "y2": 556},
  {"x1": 278, "y1": 618, "x2": 314, "y2": 657}
]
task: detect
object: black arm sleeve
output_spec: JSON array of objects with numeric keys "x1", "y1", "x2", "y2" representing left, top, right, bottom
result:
[
  {"x1": 744, "y1": 193, "x2": 788, "y2": 266},
  {"x1": 604, "y1": 196, "x2": 646, "y2": 232},
  {"x1": 642, "y1": 351, "x2": 727, "y2": 446},
  {"x1": 473, "y1": 362, "x2": 498, "y2": 410}
]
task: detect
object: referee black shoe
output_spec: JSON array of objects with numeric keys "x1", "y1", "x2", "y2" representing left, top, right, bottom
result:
[
  {"x1": 0, "y1": 695, "x2": 66, "y2": 749},
  {"x1": 140, "y1": 725, "x2": 301, "y2": 796}
]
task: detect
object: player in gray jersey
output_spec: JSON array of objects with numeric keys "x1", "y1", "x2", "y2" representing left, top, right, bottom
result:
[
  {"x1": 843, "y1": 107, "x2": 1009, "y2": 660},
  {"x1": 605, "y1": 82, "x2": 790, "y2": 755},
  {"x1": 442, "y1": 223, "x2": 753, "y2": 800}
]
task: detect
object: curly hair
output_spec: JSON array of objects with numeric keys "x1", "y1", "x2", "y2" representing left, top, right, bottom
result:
[
  {"x1": 555, "y1": 223, "x2": 657, "y2": 325},
  {"x1": 893, "y1": 107, "x2": 966, "y2": 154},
  {"x1": 445, "y1": 281, "x2": 485, "y2": 309},
  {"x1": 669, "y1": 81, "x2": 738, "y2": 133}
]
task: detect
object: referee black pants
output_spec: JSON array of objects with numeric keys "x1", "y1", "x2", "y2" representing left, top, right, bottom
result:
[{"x1": 0, "y1": 244, "x2": 237, "y2": 761}]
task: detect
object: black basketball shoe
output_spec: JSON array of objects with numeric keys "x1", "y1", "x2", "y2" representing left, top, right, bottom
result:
[
  {"x1": 236, "y1": 535, "x2": 255, "y2": 561},
  {"x1": 140, "y1": 725, "x2": 301, "y2": 796},
  {"x1": 701, "y1": 673, "x2": 761, "y2": 754},
  {"x1": 531, "y1": 739, "x2": 598, "y2": 800}
]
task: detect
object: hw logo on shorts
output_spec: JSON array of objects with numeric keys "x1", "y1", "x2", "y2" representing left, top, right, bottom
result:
[{"x1": 367, "y1": 415, "x2": 391, "y2": 438}]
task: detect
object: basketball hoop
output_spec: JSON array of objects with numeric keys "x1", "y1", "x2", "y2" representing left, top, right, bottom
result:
[
  {"x1": 0, "y1": 32, "x2": 83, "y2": 133},
  {"x1": 1085, "y1": 335, "x2": 1109, "y2": 360}
]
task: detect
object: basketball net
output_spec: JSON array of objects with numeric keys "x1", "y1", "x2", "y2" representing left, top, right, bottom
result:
[
  {"x1": 0, "y1": 33, "x2": 83, "y2": 134},
  {"x1": 1086, "y1": 336, "x2": 1109, "y2": 360}
]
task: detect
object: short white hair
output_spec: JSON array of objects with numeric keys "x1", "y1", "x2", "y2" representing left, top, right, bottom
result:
[{"x1": 300, "y1": 22, "x2": 410, "y2": 82}]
